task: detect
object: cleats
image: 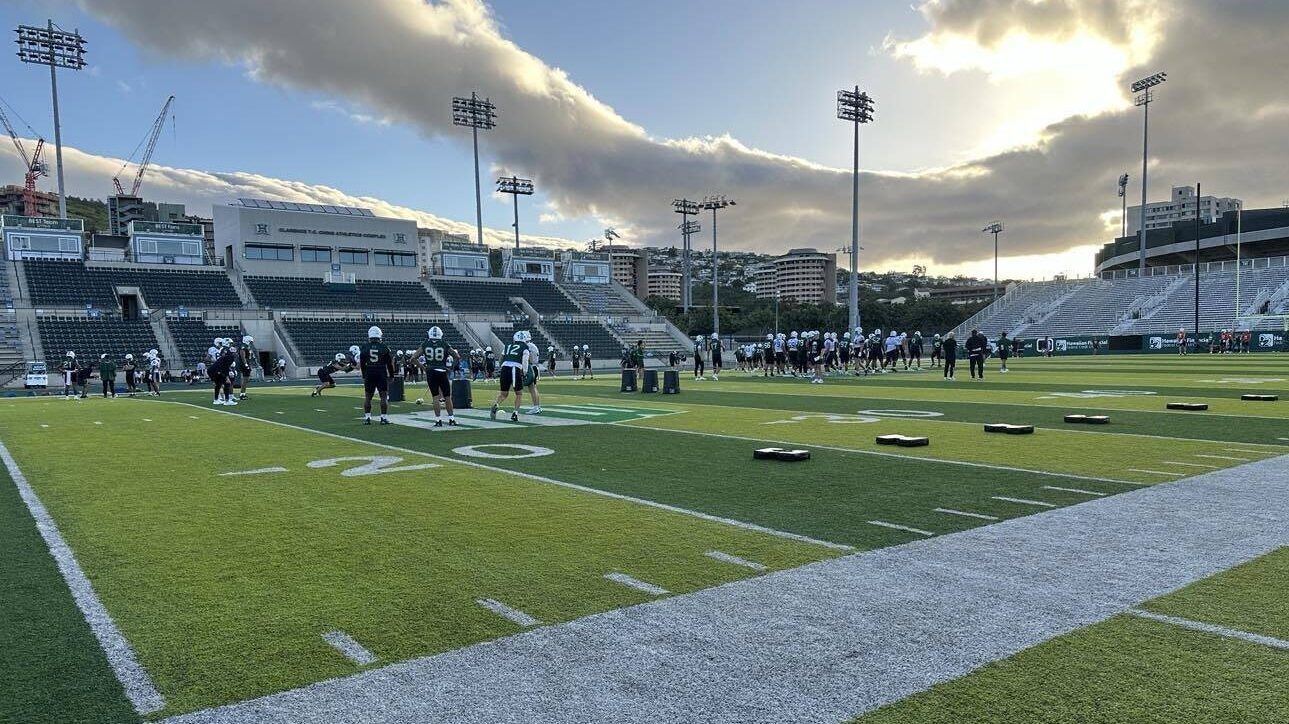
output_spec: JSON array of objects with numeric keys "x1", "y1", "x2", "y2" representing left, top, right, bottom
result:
[
  {"x1": 510, "y1": 412, "x2": 519, "y2": 422},
  {"x1": 489, "y1": 403, "x2": 498, "y2": 420}
]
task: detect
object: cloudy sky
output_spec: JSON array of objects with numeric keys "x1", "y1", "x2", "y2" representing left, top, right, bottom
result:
[{"x1": 0, "y1": 0, "x2": 1285, "y2": 279}]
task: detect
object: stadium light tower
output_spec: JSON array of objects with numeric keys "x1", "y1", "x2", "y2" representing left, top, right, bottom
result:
[
  {"x1": 452, "y1": 92, "x2": 496, "y2": 245},
  {"x1": 699, "y1": 195, "x2": 735, "y2": 337},
  {"x1": 604, "y1": 227, "x2": 621, "y2": 255},
  {"x1": 16, "y1": 20, "x2": 87, "y2": 219},
  {"x1": 673, "y1": 198, "x2": 700, "y2": 312},
  {"x1": 982, "y1": 221, "x2": 1004, "y2": 301},
  {"x1": 1118, "y1": 173, "x2": 1129, "y2": 238},
  {"x1": 1131, "y1": 71, "x2": 1166, "y2": 272},
  {"x1": 837, "y1": 86, "x2": 874, "y2": 333},
  {"x1": 495, "y1": 175, "x2": 533, "y2": 250}
]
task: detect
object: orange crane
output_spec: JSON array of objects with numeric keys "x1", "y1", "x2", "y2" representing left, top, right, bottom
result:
[
  {"x1": 0, "y1": 98, "x2": 48, "y2": 217},
  {"x1": 112, "y1": 95, "x2": 174, "y2": 197}
]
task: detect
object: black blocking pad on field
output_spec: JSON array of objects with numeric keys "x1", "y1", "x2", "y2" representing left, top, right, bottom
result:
[
  {"x1": 620, "y1": 369, "x2": 637, "y2": 392},
  {"x1": 984, "y1": 423, "x2": 1034, "y2": 434},
  {"x1": 754, "y1": 447, "x2": 811, "y2": 461},
  {"x1": 1166, "y1": 402, "x2": 1209, "y2": 411},
  {"x1": 1241, "y1": 394, "x2": 1278, "y2": 402},
  {"x1": 876, "y1": 434, "x2": 929, "y2": 447}
]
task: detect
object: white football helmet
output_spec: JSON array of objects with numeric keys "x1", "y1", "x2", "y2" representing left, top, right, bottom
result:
[
  {"x1": 66, "y1": 350, "x2": 75, "y2": 359},
  {"x1": 335, "y1": 353, "x2": 347, "y2": 362},
  {"x1": 427, "y1": 326, "x2": 443, "y2": 340},
  {"x1": 485, "y1": 346, "x2": 492, "y2": 352},
  {"x1": 242, "y1": 335, "x2": 253, "y2": 345},
  {"x1": 513, "y1": 331, "x2": 525, "y2": 342},
  {"x1": 710, "y1": 332, "x2": 718, "y2": 339},
  {"x1": 582, "y1": 344, "x2": 589, "y2": 350},
  {"x1": 125, "y1": 353, "x2": 134, "y2": 361},
  {"x1": 790, "y1": 331, "x2": 798, "y2": 338},
  {"x1": 368, "y1": 326, "x2": 383, "y2": 339},
  {"x1": 149, "y1": 349, "x2": 159, "y2": 357},
  {"x1": 349, "y1": 345, "x2": 361, "y2": 358}
]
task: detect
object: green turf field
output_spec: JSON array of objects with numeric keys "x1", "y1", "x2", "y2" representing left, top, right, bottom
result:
[
  {"x1": 856, "y1": 547, "x2": 1289, "y2": 724},
  {"x1": 1, "y1": 354, "x2": 1284, "y2": 722}
]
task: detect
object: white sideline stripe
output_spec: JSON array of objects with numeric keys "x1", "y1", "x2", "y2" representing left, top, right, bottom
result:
[
  {"x1": 322, "y1": 630, "x2": 378, "y2": 666},
  {"x1": 991, "y1": 496, "x2": 1057, "y2": 508},
  {"x1": 1042, "y1": 485, "x2": 1107, "y2": 497},
  {"x1": 476, "y1": 598, "x2": 540, "y2": 627},
  {"x1": 932, "y1": 508, "x2": 998, "y2": 521},
  {"x1": 604, "y1": 572, "x2": 669, "y2": 596},
  {"x1": 541, "y1": 406, "x2": 605, "y2": 416},
  {"x1": 188, "y1": 415, "x2": 199, "y2": 419},
  {"x1": 94, "y1": 421, "x2": 103, "y2": 425},
  {"x1": 1128, "y1": 609, "x2": 1289, "y2": 650},
  {"x1": 0, "y1": 440, "x2": 166, "y2": 715},
  {"x1": 1162, "y1": 461, "x2": 1219, "y2": 469},
  {"x1": 620, "y1": 423, "x2": 1139, "y2": 486},
  {"x1": 149, "y1": 400, "x2": 853, "y2": 551},
  {"x1": 142, "y1": 418, "x2": 152, "y2": 422},
  {"x1": 1195, "y1": 454, "x2": 1250, "y2": 462},
  {"x1": 219, "y1": 467, "x2": 289, "y2": 477},
  {"x1": 39, "y1": 424, "x2": 48, "y2": 428},
  {"x1": 867, "y1": 520, "x2": 935, "y2": 537},
  {"x1": 1225, "y1": 448, "x2": 1276, "y2": 455},
  {"x1": 704, "y1": 550, "x2": 768, "y2": 571},
  {"x1": 1127, "y1": 468, "x2": 1186, "y2": 477},
  {"x1": 554, "y1": 403, "x2": 655, "y2": 414}
]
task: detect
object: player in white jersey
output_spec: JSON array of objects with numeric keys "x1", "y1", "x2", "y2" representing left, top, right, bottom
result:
[{"x1": 524, "y1": 332, "x2": 543, "y2": 414}]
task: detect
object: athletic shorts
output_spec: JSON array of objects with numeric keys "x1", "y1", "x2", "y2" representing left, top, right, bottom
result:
[
  {"x1": 499, "y1": 365, "x2": 523, "y2": 392},
  {"x1": 427, "y1": 369, "x2": 451, "y2": 398},
  {"x1": 711, "y1": 353, "x2": 723, "y2": 366},
  {"x1": 209, "y1": 370, "x2": 227, "y2": 386},
  {"x1": 364, "y1": 371, "x2": 389, "y2": 395},
  {"x1": 317, "y1": 369, "x2": 334, "y2": 384},
  {"x1": 911, "y1": 347, "x2": 922, "y2": 358}
]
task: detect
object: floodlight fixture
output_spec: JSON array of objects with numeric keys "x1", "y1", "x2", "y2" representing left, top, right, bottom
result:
[
  {"x1": 1130, "y1": 71, "x2": 1165, "y2": 270},
  {"x1": 453, "y1": 91, "x2": 497, "y2": 245},
  {"x1": 496, "y1": 175, "x2": 534, "y2": 249},
  {"x1": 837, "y1": 85, "x2": 875, "y2": 331},
  {"x1": 16, "y1": 20, "x2": 87, "y2": 218},
  {"x1": 673, "y1": 198, "x2": 702, "y2": 310},
  {"x1": 699, "y1": 195, "x2": 737, "y2": 336}
]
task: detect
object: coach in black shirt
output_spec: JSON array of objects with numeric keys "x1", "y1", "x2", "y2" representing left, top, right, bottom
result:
[{"x1": 966, "y1": 329, "x2": 988, "y2": 380}]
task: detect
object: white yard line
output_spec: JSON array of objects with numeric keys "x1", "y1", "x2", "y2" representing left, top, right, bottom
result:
[
  {"x1": 219, "y1": 467, "x2": 289, "y2": 477},
  {"x1": 1225, "y1": 448, "x2": 1277, "y2": 456},
  {"x1": 0, "y1": 440, "x2": 166, "y2": 715},
  {"x1": 1161, "y1": 461, "x2": 1219, "y2": 469},
  {"x1": 1128, "y1": 609, "x2": 1289, "y2": 650},
  {"x1": 476, "y1": 598, "x2": 540, "y2": 627},
  {"x1": 932, "y1": 508, "x2": 999, "y2": 521},
  {"x1": 604, "y1": 572, "x2": 669, "y2": 596},
  {"x1": 620, "y1": 423, "x2": 1140, "y2": 486},
  {"x1": 990, "y1": 496, "x2": 1057, "y2": 508},
  {"x1": 867, "y1": 520, "x2": 935, "y2": 537},
  {"x1": 149, "y1": 399, "x2": 853, "y2": 552},
  {"x1": 1041, "y1": 485, "x2": 1107, "y2": 497},
  {"x1": 704, "y1": 550, "x2": 768, "y2": 571},
  {"x1": 1195, "y1": 454, "x2": 1250, "y2": 462},
  {"x1": 321, "y1": 631, "x2": 378, "y2": 666},
  {"x1": 1127, "y1": 468, "x2": 1186, "y2": 477}
]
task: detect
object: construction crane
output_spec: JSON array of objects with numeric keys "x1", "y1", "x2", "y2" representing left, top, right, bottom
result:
[
  {"x1": 112, "y1": 95, "x2": 174, "y2": 197},
  {"x1": 0, "y1": 97, "x2": 48, "y2": 217}
]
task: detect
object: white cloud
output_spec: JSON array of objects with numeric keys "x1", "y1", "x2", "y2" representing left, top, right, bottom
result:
[{"x1": 58, "y1": 0, "x2": 1289, "y2": 278}]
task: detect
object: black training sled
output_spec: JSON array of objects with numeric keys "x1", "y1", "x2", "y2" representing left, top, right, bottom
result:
[
  {"x1": 1166, "y1": 402, "x2": 1208, "y2": 411},
  {"x1": 1241, "y1": 394, "x2": 1278, "y2": 402},
  {"x1": 753, "y1": 447, "x2": 810, "y2": 461}
]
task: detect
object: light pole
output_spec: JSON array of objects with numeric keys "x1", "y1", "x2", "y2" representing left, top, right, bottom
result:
[
  {"x1": 982, "y1": 221, "x2": 1004, "y2": 301},
  {"x1": 16, "y1": 21, "x2": 87, "y2": 219},
  {"x1": 1194, "y1": 181, "x2": 1201, "y2": 347},
  {"x1": 495, "y1": 175, "x2": 533, "y2": 250},
  {"x1": 1131, "y1": 72, "x2": 1166, "y2": 273},
  {"x1": 837, "y1": 86, "x2": 874, "y2": 333},
  {"x1": 699, "y1": 195, "x2": 735, "y2": 337},
  {"x1": 1118, "y1": 173, "x2": 1129, "y2": 238},
  {"x1": 774, "y1": 291, "x2": 780, "y2": 338},
  {"x1": 452, "y1": 92, "x2": 496, "y2": 245},
  {"x1": 673, "y1": 198, "x2": 700, "y2": 312}
]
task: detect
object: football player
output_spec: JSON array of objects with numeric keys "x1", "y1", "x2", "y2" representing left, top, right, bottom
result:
[
  {"x1": 359, "y1": 326, "x2": 396, "y2": 425},
  {"x1": 524, "y1": 331, "x2": 543, "y2": 414},
  {"x1": 237, "y1": 335, "x2": 256, "y2": 400},
  {"x1": 209, "y1": 340, "x2": 238, "y2": 405},
  {"x1": 484, "y1": 346, "x2": 497, "y2": 381},
  {"x1": 122, "y1": 353, "x2": 138, "y2": 396},
  {"x1": 490, "y1": 331, "x2": 530, "y2": 422},
  {"x1": 581, "y1": 344, "x2": 593, "y2": 379},
  {"x1": 708, "y1": 333, "x2": 723, "y2": 381},
  {"x1": 145, "y1": 349, "x2": 163, "y2": 396},
  {"x1": 60, "y1": 351, "x2": 78, "y2": 399},
  {"x1": 692, "y1": 336, "x2": 705, "y2": 380},
  {"x1": 910, "y1": 331, "x2": 923, "y2": 369},
  {"x1": 417, "y1": 326, "x2": 458, "y2": 427},
  {"x1": 313, "y1": 352, "x2": 353, "y2": 397}
]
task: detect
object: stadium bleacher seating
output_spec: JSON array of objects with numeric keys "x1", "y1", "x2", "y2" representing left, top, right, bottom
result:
[
  {"x1": 541, "y1": 320, "x2": 622, "y2": 360},
  {"x1": 430, "y1": 278, "x2": 581, "y2": 315},
  {"x1": 282, "y1": 319, "x2": 471, "y2": 365},
  {"x1": 167, "y1": 317, "x2": 244, "y2": 367},
  {"x1": 245, "y1": 276, "x2": 441, "y2": 312},
  {"x1": 37, "y1": 316, "x2": 161, "y2": 367},
  {"x1": 960, "y1": 264, "x2": 1289, "y2": 339},
  {"x1": 23, "y1": 260, "x2": 242, "y2": 309},
  {"x1": 559, "y1": 282, "x2": 640, "y2": 316}
]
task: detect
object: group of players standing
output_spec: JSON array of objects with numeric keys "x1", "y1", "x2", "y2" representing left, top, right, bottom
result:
[
  {"x1": 57, "y1": 348, "x2": 166, "y2": 399},
  {"x1": 309, "y1": 325, "x2": 555, "y2": 426},
  {"x1": 703, "y1": 328, "x2": 951, "y2": 383}
]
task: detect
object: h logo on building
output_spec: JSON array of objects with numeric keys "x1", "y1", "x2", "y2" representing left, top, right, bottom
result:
[
  {"x1": 255, "y1": 224, "x2": 270, "y2": 236},
  {"x1": 394, "y1": 233, "x2": 407, "y2": 244}
]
